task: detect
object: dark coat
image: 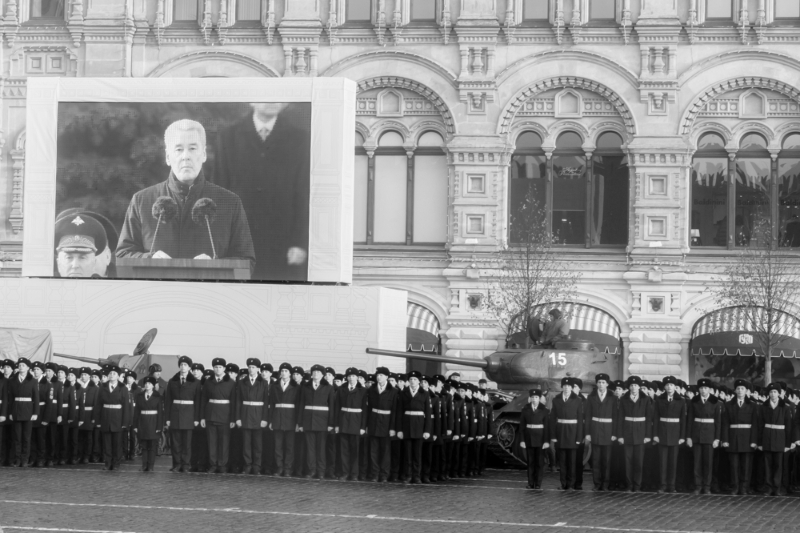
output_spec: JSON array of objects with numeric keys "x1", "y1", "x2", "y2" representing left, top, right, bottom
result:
[
  {"x1": 133, "y1": 390, "x2": 164, "y2": 440},
  {"x1": 520, "y1": 403, "x2": 550, "y2": 448},
  {"x1": 269, "y1": 379, "x2": 300, "y2": 431},
  {"x1": 336, "y1": 385, "x2": 368, "y2": 435},
  {"x1": 202, "y1": 374, "x2": 237, "y2": 425},
  {"x1": 366, "y1": 383, "x2": 398, "y2": 438},
  {"x1": 236, "y1": 375, "x2": 270, "y2": 429},
  {"x1": 399, "y1": 388, "x2": 432, "y2": 439},
  {"x1": 8, "y1": 373, "x2": 40, "y2": 422},
  {"x1": 618, "y1": 394, "x2": 653, "y2": 445},
  {"x1": 117, "y1": 171, "x2": 255, "y2": 263},
  {"x1": 452, "y1": 395, "x2": 466, "y2": 438},
  {"x1": 549, "y1": 392, "x2": 584, "y2": 449},
  {"x1": 61, "y1": 382, "x2": 76, "y2": 425},
  {"x1": 139, "y1": 376, "x2": 168, "y2": 395},
  {"x1": 687, "y1": 394, "x2": 722, "y2": 444},
  {"x1": 584, "y1": 391, "x2": 617, "y2": 445},
  {"x1": 33, "y1": 377, "x2": 53, "y2": 427},
  {"x1": 45, "y1": 379, "x2": 63, "y2": 423},
  {"x1": 164, "y1": 372, "x2": 201, "y2": 430},
  {"x1": 654, "y1": 395, "x2": 686, "y2": 446},
  {"x1": 123, "y1": 383, "x2": 139, "y2": 429},
  {"x1": 299, "y1": 380, "x2": 336, "y2": 432},
  {"x1": 0, "y1": 377, "x2": 7, "y2": 421},
  {"x1": 76, "y1": 381, "x2": 98, "y2": 430},
  {"x1": 438, "y1": 392, "x2": 454, "y2": 440},
  {"x1": 96, "y1": 383, "x2": 132, "y2": 433},
  {"x1": 463, "y1": 399, "x2": 477, "y2": 439},
  {"x1": 721, "y1": 398, "x2": 758, "y2": 452},
  {"x1": 758, "y1": 400, "x2": 793, "y2": 452},
  {"x1": 213, "y1": 108, "x2": 311, "y2": 281},
  {"x1": 431, "y1": 393, "x2": 444, "y2": 442}
]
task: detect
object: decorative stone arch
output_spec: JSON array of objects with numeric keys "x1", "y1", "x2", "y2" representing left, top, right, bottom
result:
[
  {"x1": 773, "y1": 122, "x2": 800, "y2": 146},
  {"x1": 324, "y1": 50, "x2": 459, "y2": 87},
  {"x1": 409, "y1": 120, "x2": 449, "y2": 149},
  {"x1": 544, "y1": 120, "x2": 592, "y2": 152},
  {"x1": 146, "y1": 51, "x2": 280, "y2": 78},
  {"x1": 588, "y1": 122, "x2": 629, "y2": 148},
  {"x1": 730, "y1": 121, "x2": 776, "y2": 150},
  {"x1": 9, "y1": 129, "x2": 25, "y2": 234},
  {"x1": 507, "y1": 121, "x2": 549, "y2": 149},
  {"x1": 354, "y1": 121, "x2": 370, "y2": 145},
  {"x1": 679, "y1": 77, "x2": 800, "y2": 137},
  {"x1": 499, "y1": 77, "x2": 637, "y2": 139},
  {"x1": 357, "y1": 77, "x2": 456, "y2": 136},
  {"x1": 367, "y1": 120, "x2": 413, "y2": 149},
  {"x1": 496, "y1": 50, "x2": 640, "y2": 89},
  {"x1": 678, "y1": 51, "x2": 800, "y2": 87},
  {"x1": 688, "y1": 122, "x2": 734, "y2": 150}
]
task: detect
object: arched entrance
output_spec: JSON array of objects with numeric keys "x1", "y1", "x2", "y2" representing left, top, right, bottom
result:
[
  {"x1": 406, "y1": 302, "x2": 442, "y2": 376},
  {"x1": 690, "y1": 306, "x2": 800, "y2": 387}
]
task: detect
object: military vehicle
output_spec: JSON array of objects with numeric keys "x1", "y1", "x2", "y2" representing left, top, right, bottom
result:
[{"x1": 367, "y1": 338, "x2": 619, "y2": 466}]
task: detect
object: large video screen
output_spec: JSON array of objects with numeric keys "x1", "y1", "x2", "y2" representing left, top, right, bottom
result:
[{"x1": 23, "y1": 78, "x2": 356, "y2": 283}]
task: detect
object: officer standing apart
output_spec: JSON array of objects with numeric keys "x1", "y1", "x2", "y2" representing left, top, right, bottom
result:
[{"x1": 520, "y1": 389, "x2": 550, "y2": 490}]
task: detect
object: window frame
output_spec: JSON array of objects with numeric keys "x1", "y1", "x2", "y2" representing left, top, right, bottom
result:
[
  {"x1": 409, "y1": 0, "x2": 438, "y2": 23},
  {"x1": 704, "y1": 0, "x2": 735, "y2": 22},
  {"x1": 774, "y1": 0, "x2": 800, "y2": 21},
  {"x1": 522, "y1": 0, "x2": 550, "y2": 22},
  {"x1": 588, "y1": 0, "x2": 617, "y2": 22},
  {"x1": 345, "y1": 0, "x2": 372, "y2": 24}
]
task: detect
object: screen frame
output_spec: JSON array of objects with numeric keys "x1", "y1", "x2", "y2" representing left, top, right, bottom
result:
[{"x1": 23, "y1": 77, "x2": 356, "y2": 283}]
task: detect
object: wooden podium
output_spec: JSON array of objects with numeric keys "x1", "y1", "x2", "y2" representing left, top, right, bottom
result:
[{"x1": 116, "y1": 258, "x2": 252, "y2": 280}]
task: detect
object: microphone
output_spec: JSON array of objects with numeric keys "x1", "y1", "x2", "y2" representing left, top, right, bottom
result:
[
  {"x1": 150, "y1": 197, "x2": 178, "y2": 255},
  {"x1": 192, "y1": 198, "x2": 218, "y2": 259}
]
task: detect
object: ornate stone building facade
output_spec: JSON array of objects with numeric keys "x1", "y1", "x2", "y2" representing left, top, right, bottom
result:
[{"x1": 3, "y1": 0, "x2": 800, "y2": 385}]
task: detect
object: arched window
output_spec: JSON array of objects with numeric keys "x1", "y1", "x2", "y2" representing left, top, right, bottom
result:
[
  {"x1": 509, "y1": 132, "x2": 546, "y2": 243},
  {"x1": 779, "y1": 133, "x2": 800, "y2": 247},
  {"x1": 735, "y1": 133, "x2": 771, "y2": 247},
  {"x1": 592, "y1": 132, "x2": 629, "y2": 245},
  {"x1": 552, "y1": 132, "x2": 587, "y2": 245},
  {"x1": 691, "y1": 132, "x2": 729, "y2": 247},
  {"x1": 346, "y1": 0, "x2": 371, "y2": 22},
  {"x1": 354, "y1": 129, "x2": 448, "y2": 245}
]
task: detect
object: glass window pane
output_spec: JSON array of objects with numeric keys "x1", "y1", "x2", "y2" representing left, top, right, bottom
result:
[
  {"x1": 354, "y1": 154, "x2": 369, "y2": 242},
  {"x1": 691, "y1": 158, "x2": 728, "y2": 246},
  {"x1": 779, "y1": 158, "x2": 800, "y2": 247},
  {"x1": 740, "y1": 133, "x2": 767, "y2": 151},
  {"x1": 374, "y1": 155, "x2": 407, "y2": 243},
  {"x1": 596, "y1": 132, "x2": 623, "y2": 150},
  {"x1": 516, "y1": 131, "x2": 543, "y2": 149},
  {"x1": 509, "y1": 153, "x2": 546, "y2": 243},
  {"x1": 418, "y1": 131, "x2": 444, "y2": 147},
  {"x1": 523, "y1": 0, "x2": 548, "y2": 19},
  {"x1": 776, "y1": 1, "x2": 800, "y2": 18},
  {"x1": 410, "y1": 0, "x2": 436, "y2": 20},
  {"x1": 590, "y1": 0, "x2": 616, "y2": 20},
  {"x1": 707, "y1": 0, "x2": 732, "y2": 18},
  {"x1": 237, "y1": 0, "x2": 260, "y2": 20},
  {"x1": 379, "y1": 131, "x2": 404, "y2": 147},
  {"x1": 783, "y1": 133, "x2": 800, "y2": 150},
  {"x1": 698, "y1": 132, "x2": 726, "y2": 151},
  {"x1": 413, "y1": 155, "x2": 448, "y2": 243},
  {"x1": 556, "y1": 131, "x2": 583, "y2": 150},
  {"x1": 30, "y1": 0, "x2": 63, "y2": 17},
  {"x1": 592, "y1": 153, "x2": 629, "y2": 245},
  {"x1": 347, "y1": 0, "x2": 371, "y2": 21},
  {"x1": 734, "y1": 159, "x2": 771, "y2": 247},
  {"x1": 174, "y1": 0, "x2": 197, "y2": 20},
  {"x1": 552, "y1": 154, "x2": 586, "y2": 245}
]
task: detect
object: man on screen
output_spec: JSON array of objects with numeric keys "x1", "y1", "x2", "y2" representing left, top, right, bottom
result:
[
  {"x1": 214, "y1": 103, "x2": 311, "y2": 281},
  {"x1": 116, "y1": 119, "x2": 255, "y2": 266}
]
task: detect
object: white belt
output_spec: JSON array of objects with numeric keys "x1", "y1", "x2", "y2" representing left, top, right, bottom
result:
[
  {"x1": 104, "y1": 404, "x2": 122, "y2": 409},
  {"x1": 625, "y1": 417, "x2": 645, "y2": 422},
  {"x1": 592, "y1": 417, "x2": 612, "y2": 423},
  {"x1": 174, "y1": 400, "x2": 194, "y2": 405},
  {"x1": 660, "y1": 418, "x2": 680, "y2": 423},
  {"x1": 305, "y1": 406, "x2": 328, "y2": 411},
  {"x1": 557, "y1": 419, "x2": 577, "y2": 424},
  {"x1": 527, "y1": 424, "x2": 544, "y2": 429},
  {"x1": 405, "y1": 411, "x2": 424, "y2": 416},
  {"x1": 141, "y1": 410, "x2": 158, "y2": 415},
  {"x1": 208, "y1": 399, "x2": 229, "y2": 404},
  {"x1": 39, "y1": 402, "x2": 46, "y2": 406},
  {"x1": 243, "y1": 401, "x2": 264, "y2": 406},
  {"x1": 729, "y1": 424, "x2": 751, "y2": 429},
  {"x1": 695, "y1": 418, "x2": 714, "y2": 423},
  {"x1": 275, "y1": 403, "x2": 295, "y2": 408},
  {"x1": 62, "y1": 403, "x2": 69, "y2": 408},
  {"x1": 765, "y1": 424, "x2": 785, "y2": 430},
  {"x1": 15, "y1": 397, "x2": 32, "y2": 402},
  {"x1": 52, "y1": 399, "x2": 58, "y2": 403},
  {"x1": 84, "y1": 406, "x2": 93, "y2": 411},
  {"x1": 372, "y1": 409, "x2": 391, "y2": 415},
  {"x1": 341, "y1": 407, "x2": 362, "y2": 413}
]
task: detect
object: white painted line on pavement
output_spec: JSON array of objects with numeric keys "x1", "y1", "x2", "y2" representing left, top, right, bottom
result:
[
  {"x1": 1, "y1": 527, "x2": 141, "y2": 533},
  {"x1": 0, "y1": 500, "x2": 735, "y2": 533}
]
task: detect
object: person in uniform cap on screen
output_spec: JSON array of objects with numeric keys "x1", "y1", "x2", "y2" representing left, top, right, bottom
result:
[
  {"x1": 688, "y1": 378, "x2": 722, "y2": 494},
  {"x1": 520, "y1": 389, "x2": 550, "y2": 489},
  {"x1": 654, "y1": 375, "x2": 686, "y2": 493},
  {"x1": 134, "y1": 376, "x2": 163, "y2": 472},
  {"x1": 584, "y1": 373, "x2": 617, "y2": 491},
  {"x1": 56, "y1": 209, "x2": 119, "y2": 278},
  {"x1": 165, "y1": 355, "x2": 201, "y2": 473},
  {"x1": 299, "y1": 364, "x2": 336, "y2": 479},
  {"x1": 550, "y1": 377, "x2": 584, "y2": 490},
  {"x1": 721, "y1": 378, "x2": 758, "y2": 495},
  {"x1": 201, "y1": 357, "x2": 236, "y2": 474},
  {"x1": 270, "y1": 362, "x2": 300, "y2": 477},
  {"x1": 117, "y1": 119, "x2": 255, "y2": 265},
  {"x1": 214, "y1": 103, "x2": 311, "y2": 281},
  {"x1": 236, "y1": 358, "x2": 270, "y2": 475},
  {"x1": 54, "y1": 214, "x2": 108, "y2": 278}
]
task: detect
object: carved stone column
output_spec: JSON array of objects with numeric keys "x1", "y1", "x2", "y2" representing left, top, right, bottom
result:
[{"x1": 278, "y1": 0, "x2": 322, "y2": 77}]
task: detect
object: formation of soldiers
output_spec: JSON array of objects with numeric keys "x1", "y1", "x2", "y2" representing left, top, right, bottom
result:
[
  {"x1": 522, "y1": 374, "x2": 800, "y2": 496},
  {"x1": 0, "y1": 356, "x2": 494, "y2": 484}
]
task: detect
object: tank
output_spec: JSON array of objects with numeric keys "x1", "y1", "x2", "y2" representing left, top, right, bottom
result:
[{"x1": 367, "y1": 340, "x2": 618, "y2": 466}]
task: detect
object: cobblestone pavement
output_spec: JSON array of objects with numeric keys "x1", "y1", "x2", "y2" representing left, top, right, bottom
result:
[{"x1": 1, "y1": 458, "x2": 799, "y2": 533}]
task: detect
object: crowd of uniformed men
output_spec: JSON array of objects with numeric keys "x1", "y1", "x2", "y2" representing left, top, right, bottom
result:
[
  {"x1": 0, "y1": 356, "x2": 494, "y2": 485},
  {"x1": 522, "y1": 374, "x2": 800, "y2": 496}
]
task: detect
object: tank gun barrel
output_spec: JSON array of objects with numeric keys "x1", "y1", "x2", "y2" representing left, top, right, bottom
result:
[
  {"x1": 53, "y1": 353, "x2": 111, "y2": 366},
  {"x1": 366, "y1": 348, "x2": 489, "y2": 370}
]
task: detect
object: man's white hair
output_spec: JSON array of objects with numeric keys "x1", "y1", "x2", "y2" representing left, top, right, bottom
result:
[{"x1": 164, "y1": 119, "x2": 207, "y2": 149}]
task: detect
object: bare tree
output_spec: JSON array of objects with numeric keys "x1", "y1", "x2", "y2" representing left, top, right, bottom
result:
[
  {"x1": 707, "y1": 217, "x2": 800, "y2": 384},
  {"x1": 483, "y1": 186, "x2": 581, "y2": 346}
]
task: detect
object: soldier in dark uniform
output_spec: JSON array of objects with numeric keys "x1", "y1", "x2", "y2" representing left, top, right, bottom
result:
[
  {"x1": 398, "y1": 370, "x2": 431, "y2": 484},
  {"x1": 133, "y1": 376, "x2": 164, "y2": 471},
  {"x1": 59, "y1": 366, "x2": 77, "y2": 464},
  {"x1": 165, "y1": 355, "x2": 201, "y2": 473},
  {"x1": 96, "y1": 366, "x2": 131, "y2": 470},
  {"x1": 336, "y1": 367, "x2": 367, "y2": 481},
  {"x1": 618, "y1": 376, "x2": 653, "y2": 492},
  {"x1": 721, "y1": 378, "x2": 758, "y2": 495},
  {"x1": 653, "y1": 376, "x2": 686, "y2": 493},
  {"x1": 227, "y1": 363, "x2": 244, "y2": 473},
  {"x1": 420, "y1": 375, "x2": 439, "y2": 483},
  {"x1": 0, "y1": 360, "x2": 10, "y2": 466},
  {"x1": 688, "y1": 377, "x2": 722, "y2": 494},
  {"x1": 432, "y1": 376, "x2": 452, "y2": 482},
  {"x1": 550, "y1": 377, "x2": 584, "y2": 491},
  {"x1": 291, "y1": 366, "x2": 307, "y2": 476},
  {"x1": 121, "y1": 370, "x2": 139, "y2": 461},
  {"x1": 324, "y1": 366, "x2": 339, "y2": 479},
  {"x1": 584, "y1": 373, "x2": 617, "y2": 491},
  {"x1": 201, "y1": 358, "x2": 236, "y2": 473},
  {"x1": 259, "y1": 363, "x2": 275, "y2": 475},
  {"x1": 299, "y1": 364, "x2": 336, "y2": 479},
  {"x1": 139, "y1": 364, "x2": 168, "y2": 396},
  {"x1": 75, "y1": 368, "x2": 97, "y2": 463},
  {"x1": 30, "y1": 362, "x2": 53, "y2": 467},
  {"x1": 758, "y1": 382, "x2": 795, "y2": 496},
  {"x1": 366, "y1": 366, "x2": 398, "y2": 483},
  {"x1": 42, "y1": 362, "x2": 63, "y2": 466},
  {"x1": 8, "y1": 358, "x2": 39, "y2": 467},
  {"x1": 236, "y1": 358, "x2": 270, "y2": 475},
  {"x1": 520, "y1": 389, "x2": 550, "y2": 489},
  {"x1": 570, "y1": 378, "x2": 587, "y2": 489},
  {"x1": 446, "y1": 378, "x2": 464, "y2": 480},
  {"x1": 189, "y1": 363, "x2": 208, "y2": 472},
  {"x1": 457, "y1": 383, "x2": 476, "y2": 478},
  {"x1": 270, "y1": 362, "x2": 300, "y2": 477},
  {"x1": 357, "y1": 370, "x2": 372, "y2": 480}
]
